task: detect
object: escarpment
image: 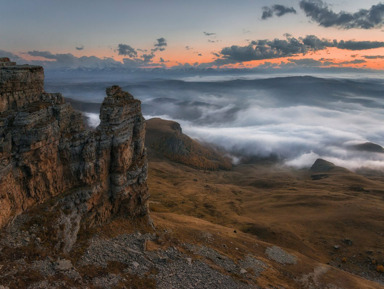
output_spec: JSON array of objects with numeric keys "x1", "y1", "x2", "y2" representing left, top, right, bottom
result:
[{"x1": 0, "y1": 58, "x2": 148, "y2": 231}]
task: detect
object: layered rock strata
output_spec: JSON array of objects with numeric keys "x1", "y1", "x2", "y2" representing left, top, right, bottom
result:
[{"x1": 0, "y1": 60, "x2": 148, "y2": 231}]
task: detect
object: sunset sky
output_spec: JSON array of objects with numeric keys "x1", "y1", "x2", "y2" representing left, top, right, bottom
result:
[{"x1": 1, "y1": 0, "x2": 384, "y2": 70}]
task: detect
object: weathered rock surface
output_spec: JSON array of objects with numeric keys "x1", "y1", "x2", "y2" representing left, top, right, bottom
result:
[
  {"x1": 146, "y1": 118, "x2": 232, "y2": 170},
  {"x1": 0, "y1": 61, "x2": 148, "y2": 232},
  {"x1": 310, "y1": 158, "x2": 336, "y2": 173}
]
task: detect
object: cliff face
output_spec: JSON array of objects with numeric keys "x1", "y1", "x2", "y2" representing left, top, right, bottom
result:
[{"x1": 0, "y1": 58, "x2": 148, "y2": 233}]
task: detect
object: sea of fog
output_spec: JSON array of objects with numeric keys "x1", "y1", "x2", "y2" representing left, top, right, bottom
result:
[{"x1": 44, "y1": 70, "x2": 384, "y2": 171}]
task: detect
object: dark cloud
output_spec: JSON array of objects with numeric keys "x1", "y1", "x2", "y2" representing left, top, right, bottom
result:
[
  {"x1": 262, "y1": 5, "x2": 297, "y2": 20},
  {"x1": 287, "y1": 58, "x2": 324, "y2": 66},
  {"x1": 318, "y1": 58, "x2": 335, "y2": 66},
  {"x1": 283, "y1": 58, "x2": 366, "y2": 68},
  {"x1": 76, "y1": 46, "x2": 84, "y2": 51},
  {"x1": 302, "y1": 34, "x2": 333, "y2": 50},
  {"x1": 204, "y1": 31, "x2": 219, "y2": 43},
  {"x1": 299, "y1": 0, "x2": 384, "y2": 29},
  {"x1": 152, "y1": 37, "x2": 167, "y2": 52},
  {"x1": 117, "y1": 44, "x2": 137, "y2": 57},
  {"x1": 185, "y1": 46, "x2": 192, "y2": 50},
  {"x1": 142, "y1": 53, "x2": 155, "y2": 62},
  {"x1": 337, "y1": 40, "x2": 384, "y2": 50},
  {"x1": 217, "y1": 35, "x2": 314, "y2": 64},
  {"x1": 214, "y1": 35, "x2": 384, "y2": 65},
  {"x1": 338, "y1": 59, "x2": 366, "y2": 64},
  {"x1": 116, "y1": 37, "x2": 168, "y2": 66},
  {"x1": 28, "y1": 50, "x2": 57, "y2": 59},
  {"x1": 363, "y1": 55, "x2": 384, "y2": 59},
  {"x1": 198, "y1": 53, "x2": 202, "y2": 56},
  {"x1": 262, "y1": 8, "x2": 273, "y2": 20},
  {"x1": 255, "y1": 61, "x2": 281, "y2": 69}
]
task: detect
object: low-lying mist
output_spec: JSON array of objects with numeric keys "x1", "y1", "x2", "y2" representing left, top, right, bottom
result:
[{"x1": 44, "y1": 70, "x2": 384, "y2": 171}]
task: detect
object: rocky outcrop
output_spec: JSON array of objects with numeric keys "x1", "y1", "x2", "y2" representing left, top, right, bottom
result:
[
  {"x1": 310, "y1": 158, "x2": 335, "y2": 173},
  {"x1": 0, "y1": 60, "x2": 148, "y2": 230},
  {"x1": 146, "y1": 118, "x2": 232, "y2": 170}
]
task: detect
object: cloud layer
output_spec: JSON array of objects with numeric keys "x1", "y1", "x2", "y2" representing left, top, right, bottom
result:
[
  {"x1": 215, "y1": 35, "x2": 384, "y2": 64},
  {"x1": 299, "y1": 0, "x2": 384, "y2": 29},
  {"x1": 3, "y1": 30, "x2": 383, "y2": 70},
  {"x1": 53, "y1": 73, "x2": 384, "y2": 171},
  {"x1": 152, "y1": 37, "x2": 167, "y2": 52},
  {"x1": 116, "y1": 37, "x2": 167, "y2": 67}
]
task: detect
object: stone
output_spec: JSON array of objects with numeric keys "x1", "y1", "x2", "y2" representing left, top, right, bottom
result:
[
  {"x1": 55, "y1": 259, "x2": 72, "y2": 271},
  {"x1": 342, "y1": 238, "x2": 353, "y2": 246},
  {"x1": 265, "y1": 246, "x2": 297, "y2": 265}
]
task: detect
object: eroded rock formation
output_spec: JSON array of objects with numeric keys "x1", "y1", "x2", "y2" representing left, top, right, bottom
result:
[{"x1": 0, "y1": 59, "x2": 148, "y2": 233}]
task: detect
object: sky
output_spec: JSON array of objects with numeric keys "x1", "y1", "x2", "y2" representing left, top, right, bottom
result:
[{"x1": 1, "y1": 0, "x2": 384, "y2": 70}]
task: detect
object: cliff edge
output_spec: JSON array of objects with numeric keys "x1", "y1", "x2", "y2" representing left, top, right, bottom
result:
[{"x1": 0, "y1": 58, "x2": 148, "y2": 243}]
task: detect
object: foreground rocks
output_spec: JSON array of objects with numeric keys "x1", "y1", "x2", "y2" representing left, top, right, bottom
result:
[
  {"x1": 0, "y1": 214, "x2": 264, "y2": 289},
  {"x1": 0, "y1": 60, "x2": 149, "y2": 235}
]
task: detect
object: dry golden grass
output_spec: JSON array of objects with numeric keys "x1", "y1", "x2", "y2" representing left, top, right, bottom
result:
[
  {"x1": 150, "y1": 211, "x2": 384, "y2": 289},
  {"x1": 148, "y1": 158, "x2": 384, "y2": 284}
]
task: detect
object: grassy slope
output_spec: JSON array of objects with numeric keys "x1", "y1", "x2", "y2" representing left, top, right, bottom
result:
[{"x1": 148, "y1": 158, "x2": 384, "y2": 286}]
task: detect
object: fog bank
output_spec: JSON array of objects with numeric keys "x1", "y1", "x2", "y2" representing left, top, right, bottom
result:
[{"x1": 45, "y1": 71, "x2": 384, "y2": 171}]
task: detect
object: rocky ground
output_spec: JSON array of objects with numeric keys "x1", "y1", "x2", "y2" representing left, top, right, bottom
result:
[
  {"x1": 1, "y1": 204, "x2": 383, "y2": 289},
  {"x1": 0, "y1": 211, "x2": 274, "y2": 289}
]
